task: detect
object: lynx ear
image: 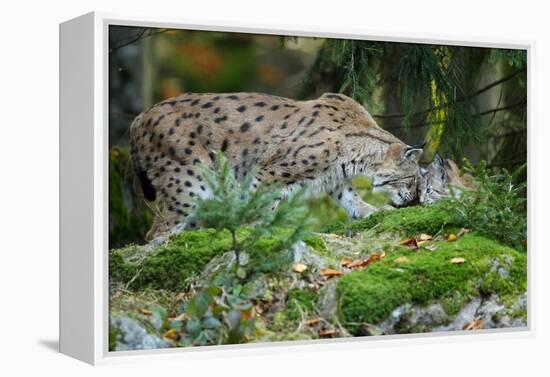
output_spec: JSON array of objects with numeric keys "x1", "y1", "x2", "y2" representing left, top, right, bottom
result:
[
  {"x1": 403, "y1": 146, "x2": 423, "y2": 164},
  {"x1": 430, "y1": 154, "x2": 447, "y2": 181}
]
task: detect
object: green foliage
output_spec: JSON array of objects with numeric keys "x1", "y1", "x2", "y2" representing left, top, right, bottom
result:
[
  {"x1": 446, "y1": 160, "x2": 527, "y2": 249},
  {"x1": 337, "y1": 233, "x2": 527, "y2": 333},
  {"x1": 165, "y1": 152, "x2": 315, "y2": 346},
  {"x1": 489, "y1": 49, "x2": 527, "y2": 69},
  {"x1": 191, "y1": 151, "x2": 313, "y2": 277},
  {"x1": 109, "y1": 147, "x2": 153, "y2": 248},
  {"x1": 285, "y1": 288, "x2": 317, "y2": 321},
  {"x1": 178, "y1": 285, "x2": 255, "y2": 346}
]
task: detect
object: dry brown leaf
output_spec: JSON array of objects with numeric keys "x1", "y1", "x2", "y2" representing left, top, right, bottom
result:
[
  {"x1": 240, "y1": 308, "x2": 255, "y2": 321},
  {"x1": 320, "y1": 268, "x2": 344, "y2": 277},
  {"x1": 340, "y1": 257, "x2": 353, "y2": 267},
  {"x1": 305, "y1": 318, "x2": 321, "y2": 326},
  {"x1": 399, "y1": 237, "x2": 419, "y2": 249},
  {"x1": 394, "y1": 256, "x2": 410, "y2": 264},
  {"x1": 380, "y1": 251, "x2": 387, "y2": 259},
  {"x1": 140, "y1": 308, "x2": 152, "y2": 315},
  {"x1": 463, "y1": 319, "x2": 484, "y2": 330},
  {"x1": 417, "y1": 240, "x2": 430, "y2": 246},
  {"x1": 419, "y1": 233, "x2": 433, "y2": 241},
  {"x1": 450, "y1": 257, "x2": 466, "y2": 264},
  {"x1": 447, "y1": 234, "x2": 458, "y2": 242},
  {"x1": 292, "y1": 263, "x2": 308, "y2": 273},
  {"x1": 319, "y1": 329, "x2": 339, "y2": 338},
  {"x1": 457, "y1": 228, "x2": 470, "y2": 238},
  {"x1": 346, "y1": 253, "x2": 382, "y2": 269},
  {"x1": 162, "y1": 328, "x2": 179, "y2": 340}
]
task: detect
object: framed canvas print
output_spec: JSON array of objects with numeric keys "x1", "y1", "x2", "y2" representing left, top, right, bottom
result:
[{"x1": 59, "y1": 12, "x2": 531, "y2": 365}]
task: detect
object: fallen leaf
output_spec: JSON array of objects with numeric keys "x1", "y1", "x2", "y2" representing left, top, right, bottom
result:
[
  {"x1": 450, "y1": 257, "x2": 466, "y2": 264},
  {"x1": 319, "y1": 329, "x2": 339, "y2": 338},
  {"x1": 240, "y1": 308, "x2": 255, "y2": 321},
  {"x1": 292, "y1": 263, "x2": 308, "y2": 273},
  {"x1": 457, "y1": 228, "x2": 470, "y2": 238},
  {"x1": 340, "y1": 257, "x2": 353, "y2": 267},
  {"x1": 140, "y1": 308, "x2": 152, "y2": 315},
  {"x1": 162, "y1": 328, "x2": 179, "y2": 340},
  {"x1": 380, "y1": 251, "x2": 387, "y2": 259},
  {"x1": 320, "y1": 268, "x2": 344, "y2": 277},
  {"x1": 399, "y1": 237, "x2": 419, "y2": 249},
  {"x1": 394, "y1": 256, "x2": 410, "y2": 264},
  {"x1": 463, "y1": 319, "x2": 484, "y2": 330},
  {"x1": 419, "y1": 233, "x2": 433, "y2": 241},
  {"x1": 305, "y1": 318, "x2": 321, "y2": 326},
  {"x1": 447, "y1": 234, "x2": 458, "y2": 242},
  {"x1": 417, "y1": 240, "x2": 430, "y2": 246}
]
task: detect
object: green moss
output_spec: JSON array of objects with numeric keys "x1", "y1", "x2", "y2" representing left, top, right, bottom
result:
[
  {"x1": 110, "y1": 229, "x2": 234, "y2": 290},
  {"x1": 322, "y1": 201, "x2": 463, "y2": 236},
  {"x1": 110, "y1": 227, "x2": 301, "y2": 291},
  {"x1": 286, "y1": 288, "x2": 317, "y2": 320},
  {"x1": 336, "y1": 233, "x2": 526, "y2": 334},
  {"x1": 304, "y1": 234, "x2": 328, "y2": 254}
]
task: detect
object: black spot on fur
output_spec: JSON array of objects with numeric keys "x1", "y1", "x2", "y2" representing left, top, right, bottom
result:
[
  {"x1": 214, "y1": 116, "x2": 227, "y2": 123},
  {"x1": 237, "y1": 105, "x2": 246, "y2": 112},
  {"x1": 201, "y1": 102, "x2": 213, "y2": 109},
  {"x1": 240, "y1": 122, "x2": 251, "y2": 132},
  {"x1": 254, "y1": 102, "x2": 266, "y2": 107},
  {"x1": 190, "y1": 99, "x2": 200, "y2": 106},
  {"x1": 255, "y1": 115, "x2": 264, "y2": 122},
  {"x1": 221, "y1": 139, "x2": 229, "y2": 152},
  {"x1": 270, "y1": 105, "x2": 280, "y2": 111}
]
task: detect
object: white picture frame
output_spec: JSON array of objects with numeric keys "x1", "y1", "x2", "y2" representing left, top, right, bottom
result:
[{"x1": 59, "y1": 11, "x2": 534, "y2": 365}]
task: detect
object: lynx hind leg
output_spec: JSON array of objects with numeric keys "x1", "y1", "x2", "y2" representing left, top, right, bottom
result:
[
  {"x1": 147, "y1": 157, "x2": 213, "y2": 239},
  {"x1": 331, "y1": 182, "x2": 378, "y2": 219}
]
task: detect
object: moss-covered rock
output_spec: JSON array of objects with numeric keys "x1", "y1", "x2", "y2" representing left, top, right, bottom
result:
[
  {"x1": 110, "y1": 229, "x2": 234, "y2": 291},
  {"x1": 110, "y1": 227, "x2": 327, "y2": 291},
  {"x1": 322, "y1": 200, "x2": 463, "y2": 236},
  {"x1": 336, "y1": 233, "x2": 526, "y2": 334}
]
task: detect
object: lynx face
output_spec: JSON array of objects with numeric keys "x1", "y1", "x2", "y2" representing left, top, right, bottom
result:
[
  {"x1": 371, "y1": 144, "x2": 423, "y2": 207},
  {"x1": 418, "y1": 154, "x2": 474, "y2": 204}
]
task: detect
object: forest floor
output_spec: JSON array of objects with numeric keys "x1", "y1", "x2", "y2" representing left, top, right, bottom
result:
[{"x1": 109, "y1": 202, "x2": 527, "y2": 351}]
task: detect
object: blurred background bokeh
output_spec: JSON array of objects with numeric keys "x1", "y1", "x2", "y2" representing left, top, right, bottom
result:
[{"x1": 109, "y1": 25, "x2": 527, "y2": 247}]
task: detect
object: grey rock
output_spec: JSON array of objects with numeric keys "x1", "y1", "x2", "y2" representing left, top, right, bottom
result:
[
  {"x1": 317, "y1": 280, "x2": 338, "y2": 320},
  {"x1": 291, "y1": 241, "x2": 328, "y2": 270},
  {"x1": 111, "y1": 316, "x2": 168, "y2": 351}
]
